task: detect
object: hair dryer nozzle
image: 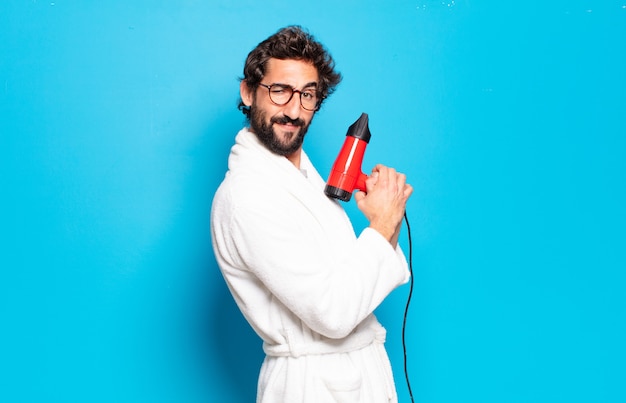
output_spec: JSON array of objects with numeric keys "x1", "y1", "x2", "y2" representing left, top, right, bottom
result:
[{"x1": 347, "y1": 113, "x2": 371, "y2": 143}]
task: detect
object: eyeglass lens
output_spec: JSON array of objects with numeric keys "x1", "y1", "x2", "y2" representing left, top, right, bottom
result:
[{"x1": 266, "y1": 84, "x2": 318, "y2": 110}]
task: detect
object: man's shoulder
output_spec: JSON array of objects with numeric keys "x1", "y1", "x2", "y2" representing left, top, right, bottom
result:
[
  {"x1": 213, "y1": 168, "x2": 289, "y2": 209},
  {"x1": 215, "y1": 170, "x2": 260, "y2": 200}
]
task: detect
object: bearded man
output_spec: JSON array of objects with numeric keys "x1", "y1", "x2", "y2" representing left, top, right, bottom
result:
[{"x1": 211, "y1": 25, "x2": 413, "y2": 403}]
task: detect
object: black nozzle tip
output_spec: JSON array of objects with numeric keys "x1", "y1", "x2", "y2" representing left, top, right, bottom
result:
[{"x1": 346, "y1": 112, "x2": 371, "y2": 143}]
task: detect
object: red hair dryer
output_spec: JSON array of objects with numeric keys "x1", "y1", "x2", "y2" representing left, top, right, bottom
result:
[{"x1": 324, "y1": 113, "x2": 371, "y2": 202}]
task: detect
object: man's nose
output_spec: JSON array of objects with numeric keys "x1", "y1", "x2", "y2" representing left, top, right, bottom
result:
[{"x1": 282, "y1": 93, "x2": 302, "y2": 120}]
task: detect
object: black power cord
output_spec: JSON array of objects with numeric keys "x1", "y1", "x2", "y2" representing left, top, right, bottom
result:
[{"x1": 401, "y1": 211, "x2": 415, "y2": 403}]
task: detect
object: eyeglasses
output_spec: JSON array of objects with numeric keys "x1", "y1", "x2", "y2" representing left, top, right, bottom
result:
[{"x1": 258, "y1": 83, "x2": 321, "y2": 111}]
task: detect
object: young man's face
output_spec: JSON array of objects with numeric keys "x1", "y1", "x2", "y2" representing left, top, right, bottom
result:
[{"x1": 241, "y1": 58, "x2": 319, "y2": 158}]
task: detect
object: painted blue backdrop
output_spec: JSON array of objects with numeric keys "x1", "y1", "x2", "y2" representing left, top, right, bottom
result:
[{"x1": 1, "y1": 1, "x2": 625, "y2": 402}]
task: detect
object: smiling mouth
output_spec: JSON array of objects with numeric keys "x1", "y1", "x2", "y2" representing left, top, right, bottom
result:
[
  {"x1": 273, "y1": 120, "x2": 302, "y2": 137},
  {"x1": 272, "y1": 116, "x2": 304, "y2": 127},
  {"x1": 275, "y1": 122, "x2": 299, "y2": 129}
]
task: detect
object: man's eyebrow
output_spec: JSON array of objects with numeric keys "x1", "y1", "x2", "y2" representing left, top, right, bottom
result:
[{"x1": 272, "y1": 82, "x2": 318, "y2": 89}]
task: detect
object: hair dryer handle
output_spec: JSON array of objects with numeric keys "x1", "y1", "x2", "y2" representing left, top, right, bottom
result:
[{"x1": 355, "y1": 172, "x2": 368, "y2": 193}]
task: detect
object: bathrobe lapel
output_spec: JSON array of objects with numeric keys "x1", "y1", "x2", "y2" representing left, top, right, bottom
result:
[{"x1": 228, "y1": 128, "x2": 356, "y2": 253}]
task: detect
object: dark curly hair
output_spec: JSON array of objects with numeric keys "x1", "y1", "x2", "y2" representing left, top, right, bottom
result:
[{"x1": 238, "y1": 26, "x2": 342, "y2": 118}]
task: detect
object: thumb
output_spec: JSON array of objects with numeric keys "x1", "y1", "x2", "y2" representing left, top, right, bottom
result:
[{"x1": 354, "y1": 191, "x2": 366, "y2": 203}]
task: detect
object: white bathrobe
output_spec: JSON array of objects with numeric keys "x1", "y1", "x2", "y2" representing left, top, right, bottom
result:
[{"x1": 211, "y1": 128, "x2": 410, "y2": 403}]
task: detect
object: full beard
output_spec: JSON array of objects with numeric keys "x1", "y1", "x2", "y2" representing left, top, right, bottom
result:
[{"x1": 249, "y1": 106, "x2": 310, "y2": 157}]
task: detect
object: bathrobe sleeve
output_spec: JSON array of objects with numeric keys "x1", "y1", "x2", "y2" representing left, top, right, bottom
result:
[{"x1": 212, "y1": 175, "x2": 409, "y2": 340}]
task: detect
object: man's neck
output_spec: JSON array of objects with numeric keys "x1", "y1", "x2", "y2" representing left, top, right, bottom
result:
[{"x1": 286, "y1": 151, "x2": 301, "y2": 169}]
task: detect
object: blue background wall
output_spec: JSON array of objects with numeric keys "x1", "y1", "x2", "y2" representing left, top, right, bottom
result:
[{"x1": 2, "y1": 1, "x2": 625, "y2": 402}]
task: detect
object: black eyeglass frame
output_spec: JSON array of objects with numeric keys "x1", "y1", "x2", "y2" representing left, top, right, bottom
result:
[{"x1": 258, "y1": 83, "x2": 322, "y2": 111}]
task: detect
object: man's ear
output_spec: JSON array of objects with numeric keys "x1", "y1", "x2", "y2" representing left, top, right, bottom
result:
[{"x1": 240, "y1": 81, "x2": 253, "y2": 107}]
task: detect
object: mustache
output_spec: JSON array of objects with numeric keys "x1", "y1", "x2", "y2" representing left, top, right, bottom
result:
[{"x1": 271, "y1": 116, "x2": 305, "y2": 127}]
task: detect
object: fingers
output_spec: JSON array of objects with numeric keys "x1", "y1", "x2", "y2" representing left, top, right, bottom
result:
[
  {"x1": 371, "y1": 165, "x2": 394, "y2": 190},
  {"x1": 404, "y1": 183, "x2": 414, "y2": 198},
  {"x1": 396, "y1": 171, "x2": 406, "y2": 191},
  {"x1": 370, "y1": 165, "x2": 410, "y2": 197},
  {"x1": 364, "y1": 173, "x2": 378, "y2": 193}
]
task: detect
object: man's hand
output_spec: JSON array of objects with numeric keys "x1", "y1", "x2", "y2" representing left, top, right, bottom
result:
[{"x1": 354, "y1": 164, "x2": 413, "y2": 248}]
